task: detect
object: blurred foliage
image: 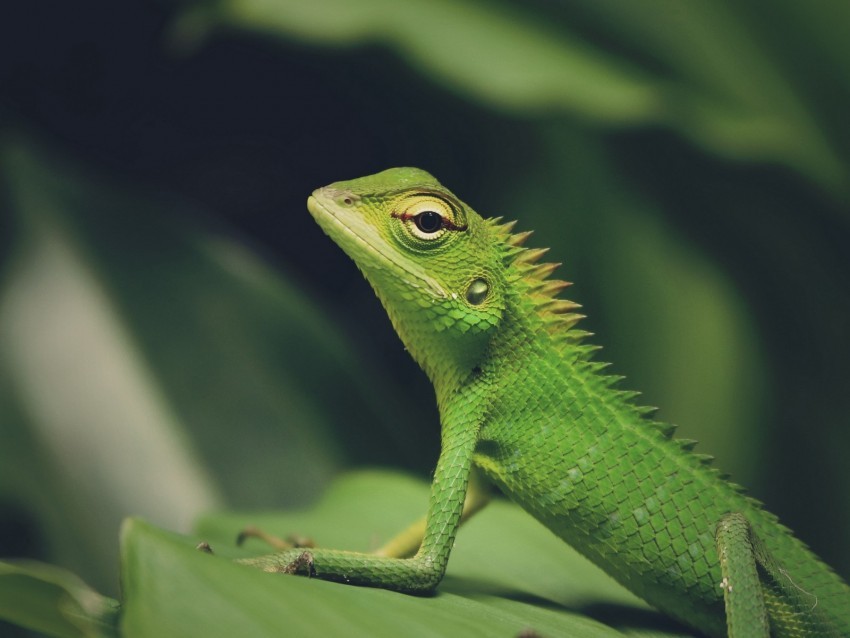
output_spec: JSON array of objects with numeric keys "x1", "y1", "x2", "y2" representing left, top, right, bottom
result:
[
  {"x1": 0, "y1": 0, "x2": 849, "y2": 633},
  {"x1": 0, "y1": 560, "x2": 118, "y2": 638}
]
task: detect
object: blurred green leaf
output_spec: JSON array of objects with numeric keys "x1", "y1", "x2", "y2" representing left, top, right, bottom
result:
[
  {"x1": 564, "y1": 0, "x2": 849, "y2": 194},
  {"x1": 174, "y1": 0, "x2": 849, "y2": 197},
  {"x1": 173, "y1": 0, "x2": 658, "y2": 121},
  {"x1": 0, "y1": 141, "x2": 222, "y2": 593},
  {"x1": 121, "y1": 471, "x2": 693, "y2": 637},
  {"x1": 0, "y1": 560, "x2": 118, "y2": 638},
  {"x1": 0, "y1": 135, "x2": 408, "y2": 593}
]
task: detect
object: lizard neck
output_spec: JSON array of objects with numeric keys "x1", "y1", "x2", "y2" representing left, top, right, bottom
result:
[
  {"x1": 427, "y1": 224, "x2": 588, "y2": 408},
  {"x1": 431, "y1": 277, "x2": 578, "y2": 419}
]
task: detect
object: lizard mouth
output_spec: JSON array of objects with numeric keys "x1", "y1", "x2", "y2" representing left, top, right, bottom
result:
[{"x1": 307, "y1": 192, "x2": 447, "y2": 300}]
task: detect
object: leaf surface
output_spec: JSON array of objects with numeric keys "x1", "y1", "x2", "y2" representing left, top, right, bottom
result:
[{"x1": 120, "y1": 471, "x2": 695, "y2": 637}]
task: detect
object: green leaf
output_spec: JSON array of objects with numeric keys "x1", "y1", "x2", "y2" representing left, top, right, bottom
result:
[
  {"x1": 173, "y1": 0, "x2": 657, "y2": 122},
  {"x1": 120, "y1": 471, "x2": 695, "y2": 637},
  {"x1": 173, "y1": 0, "x2": 848, "y2": 197},
  {"x1": 563, "y1": 0, "x2": 848, "y2": 193},
  {"x1": 0, "y1": 560, "x2": 119, "y2": 638},
  {"x1": 0, "y1": 135, "x2": 408, "y2": 593}
]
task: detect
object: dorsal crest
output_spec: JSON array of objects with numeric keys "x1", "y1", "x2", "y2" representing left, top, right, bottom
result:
[
  {"x1": 487, "y1": 216, "x2": 679, "y2": 444},
  {"x1": 487, "y1": 217, "x2": 586, "y2": 344}
]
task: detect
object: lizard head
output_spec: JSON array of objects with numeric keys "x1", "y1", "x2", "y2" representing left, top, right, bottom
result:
[{"x1": 307, "y1": 167, "x2": 506, "y2": 387}]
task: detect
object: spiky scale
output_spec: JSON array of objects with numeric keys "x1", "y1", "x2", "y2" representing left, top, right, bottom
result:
[
  {"x1": 648, "y1": 419, "x2": 675, "y2": 437},
  {"x1": 678, "y1": 439, "x2": 699, "y2": 452},
  {"x1": 536, "y1": 279, "x2": 573, "y2": 296},
  {"x1": 506, "y1": 228, "x2": 532, "y2": 245},
  {"x1": 526, "y1": 262, "x2": 561, "y2": 280},
  {"x1": 499, "y1": 219, "x2": 517, "y2": 234},
  {"x1": 514, "y1": 247, "x2": 550, "y2": 264},
  {"x1": 547, "y1": 313, "x2": 583, "y2": 331},
  {"x1": 540, "y1": 299, "x2": 582, "y2": 314}
]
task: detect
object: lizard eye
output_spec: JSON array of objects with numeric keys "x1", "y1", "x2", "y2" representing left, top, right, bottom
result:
[
  {"x1": 393, "y1": 192, "x2": 467, "y2": 242},
  {"x1": 413, "y1": 211, "x2": 444, "y2": 234}
]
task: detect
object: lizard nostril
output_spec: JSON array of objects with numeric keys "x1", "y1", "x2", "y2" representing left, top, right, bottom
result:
[{"x1": 333, "y1": 190, "x2": 358, "y2": 207}]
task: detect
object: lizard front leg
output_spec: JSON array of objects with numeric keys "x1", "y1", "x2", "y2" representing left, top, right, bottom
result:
[
  {"x1": 232, "y1": 470, "x2": 489, "y2": 558},
  {"x1": 374, "y1": 467, "x2": 491, "y2": 559},
  {"x1": 236, "y1": 422, "x2": 479, "y2": 593}
]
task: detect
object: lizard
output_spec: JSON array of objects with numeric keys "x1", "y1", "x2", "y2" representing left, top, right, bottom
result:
[{"x1": 239, "y1": 167, "x2": 850, "y2": 637}]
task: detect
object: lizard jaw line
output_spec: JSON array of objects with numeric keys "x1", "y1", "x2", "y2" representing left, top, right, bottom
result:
[{"x1": 307, "y1": 195, "x2": 447, "y2": 300}]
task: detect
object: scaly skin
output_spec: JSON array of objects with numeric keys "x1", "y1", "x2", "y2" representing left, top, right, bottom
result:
[{"x1": 242, "y1": 168, "x2": 850, "y2": 637}]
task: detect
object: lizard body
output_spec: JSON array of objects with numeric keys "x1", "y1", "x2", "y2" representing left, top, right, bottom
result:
[{"x1": 243, "y1": 168, "x2": 850, "y2": 637}]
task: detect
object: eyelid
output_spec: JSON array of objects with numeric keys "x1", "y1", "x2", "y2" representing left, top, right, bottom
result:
[
  {"x1": 390, "y1": 192, "x2": 470, "y2": 241},
  {"x1": 392, "y1": 210, "x2": 467, "y2": 232},
  {"x1": 434, "y1": 216, "x2": 467, "y2": 232}
]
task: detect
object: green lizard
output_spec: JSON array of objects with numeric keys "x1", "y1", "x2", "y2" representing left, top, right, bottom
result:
[{"x1": 241, "y1": 168, "x2": 850, "y2": 637}]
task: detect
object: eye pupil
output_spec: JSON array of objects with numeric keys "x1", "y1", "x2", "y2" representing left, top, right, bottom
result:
[{"x1": 414, "y1": 211, "x2": 443, "y2": 234}]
